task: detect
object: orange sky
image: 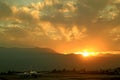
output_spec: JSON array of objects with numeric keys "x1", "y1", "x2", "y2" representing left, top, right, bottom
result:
[{"x1": 0, "y1": 0, "x2": 120, "y2": 53}]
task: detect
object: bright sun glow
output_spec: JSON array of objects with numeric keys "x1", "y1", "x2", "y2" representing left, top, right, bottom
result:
[{"x1": 74, "y1": 50, "x2": 98, "y2": 57}]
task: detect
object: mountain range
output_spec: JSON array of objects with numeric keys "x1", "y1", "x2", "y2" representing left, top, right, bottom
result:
[{"x1": 0, "y1": 47, "x2": 120, "y2": 72}]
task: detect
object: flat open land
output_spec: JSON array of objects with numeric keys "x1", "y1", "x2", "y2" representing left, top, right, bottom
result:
[{"x1": 1, "y1": 73, "x2": 120, "y2": 80}]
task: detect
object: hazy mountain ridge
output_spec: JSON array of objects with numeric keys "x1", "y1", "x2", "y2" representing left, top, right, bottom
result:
[
  {"x1": 0, "y1": 47, "x2": 79, "y2": 72},
  {"x1": 0, "y1": 47, "x2": 120, "y2": 72}
]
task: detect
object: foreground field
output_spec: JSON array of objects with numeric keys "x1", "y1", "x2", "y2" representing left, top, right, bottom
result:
[{"x1": 1, "y1": 72, "x2": 120, "y2": 80}]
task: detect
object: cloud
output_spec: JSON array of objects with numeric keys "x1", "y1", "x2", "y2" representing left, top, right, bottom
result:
[
  {"x1": 0, "y1": 0, "x2": 120, "y2": 51},
  {"x1": 9, "y1": 0, "x2": 88, "y2": 41},
  {"x1": 4, "y1": 27, "x2": 27, "y2": 38},
  {"x1": 39, "y1": 0, "x2": 109, "y2": 25},
  {"x1": 0, "y1": 1, "x2": 12, "y2": 19},
  {"x1": 11, "y1": 6, "x2": 40, "y2": 25},
  {"x1": 109, "y1": 26, "x2": 120, "y2": 41},
  {"x1": 38, "y1": 0, "x2": 112, "y2": 38}
]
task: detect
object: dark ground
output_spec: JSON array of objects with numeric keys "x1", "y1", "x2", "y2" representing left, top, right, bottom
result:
[{"x1": 1, "y1": 72, "x2": 120, "y2": 80}]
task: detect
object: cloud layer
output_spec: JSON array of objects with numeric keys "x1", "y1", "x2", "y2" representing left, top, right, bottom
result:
[{"x1": 0, "y1": 0, "x2": 120, "y2": 52}]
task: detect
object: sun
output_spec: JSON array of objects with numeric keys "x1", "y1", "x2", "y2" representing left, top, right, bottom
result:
[
  {"x1": 74, "y1": 49, "x2": 98, "y2": 57},
  {"x1": 81, "y1": 52, "x2": 90, "y2": 57}
]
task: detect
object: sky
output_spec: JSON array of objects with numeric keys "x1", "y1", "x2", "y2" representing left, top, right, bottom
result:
[{"x1": 0, "y1": 0, "x2": 120, "y2": 53}]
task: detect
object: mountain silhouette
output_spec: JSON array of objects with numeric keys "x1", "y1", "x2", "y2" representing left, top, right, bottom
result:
[
  {"x1": 0, "y1": 47, "x2": 80, "y2": 72},
  {"x1": 0, "y1": 47, "x2": 120, "y2": 72}
]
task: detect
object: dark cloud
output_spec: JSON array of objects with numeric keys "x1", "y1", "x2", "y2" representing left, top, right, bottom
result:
[
  {"x1": 15, "y1": 7, "x2": 39, "y2": 24},
  {"x1": 3, "y1": 27, "x2": 28, "y2": 38},
  {"x1": 40, "y1": 0, "x2": 109, "y2": 25},
  {"x1": 0, "y1": 1, "x2": 12, "y2": 19}
]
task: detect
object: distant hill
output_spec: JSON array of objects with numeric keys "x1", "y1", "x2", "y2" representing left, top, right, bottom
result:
[
  {"x1": 0, "y1": 47, "x2": 80, "y2": 72},
  {"x1": 0, "y1": 47, "x2": 120, "y2": 72},
  {"x1": 0, "y1": 47, "x2": 58, "y2": 55}
]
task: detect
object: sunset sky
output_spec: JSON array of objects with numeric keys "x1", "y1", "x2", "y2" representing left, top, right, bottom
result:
[{"x1": 0, "y1": 0, "x2": 120, "y2": 53}]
